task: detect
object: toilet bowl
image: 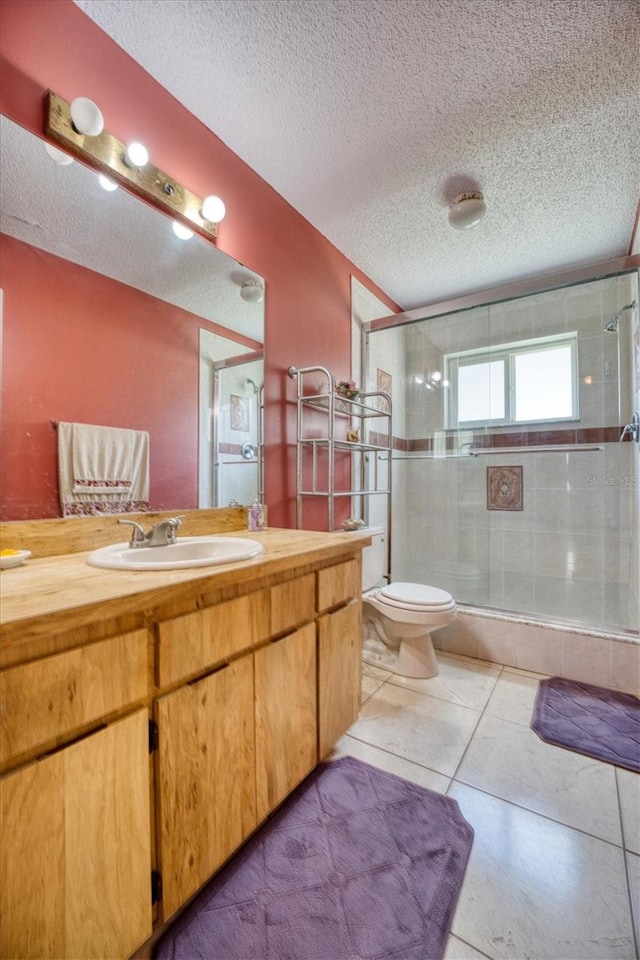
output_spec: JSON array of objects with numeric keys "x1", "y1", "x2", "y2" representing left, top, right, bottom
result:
[{"x1": 356, "y1": 527, "x2": 456, "y2": 679}]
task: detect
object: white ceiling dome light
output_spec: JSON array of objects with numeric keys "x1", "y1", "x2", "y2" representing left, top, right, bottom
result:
[
  {"x1": 448, "y1": 192, "x2": 487, "y2": 230},
  {"x1": 240, "y1": 279, "x2": 264, "y2": 303}
]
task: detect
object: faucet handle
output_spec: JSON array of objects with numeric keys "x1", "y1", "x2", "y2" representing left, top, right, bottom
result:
[
  {"x1": 164, "y1": 515, "x2": 185, "y2": 535},
  {"x1": 118, "y1": 519, "x2": 146, "y2": 544}
]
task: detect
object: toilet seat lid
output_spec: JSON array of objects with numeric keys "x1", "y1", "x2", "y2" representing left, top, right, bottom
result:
[{"x1": 380, "y1": 582, "x2": 455, "y2": 610}]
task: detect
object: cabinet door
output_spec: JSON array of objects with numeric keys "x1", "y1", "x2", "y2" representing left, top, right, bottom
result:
[
  {"x1": 254, "y1": 623, "x2": 317, "y2": 821},
  {"x1": 0, "y1": 709, "x2": 152, "y2": 960},
  {"x1": 155, "y1": 655, "x2": 256, "y2": 921},
  {"x1": 317, "y1": 599, "x2": 362, "y2": 757}
]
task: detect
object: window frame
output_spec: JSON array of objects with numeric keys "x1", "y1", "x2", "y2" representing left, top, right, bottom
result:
[{"x1": 444, "y1": 332, "x2": 579, "y2": 429}]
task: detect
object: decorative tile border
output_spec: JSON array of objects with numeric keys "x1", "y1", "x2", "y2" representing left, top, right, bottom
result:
[{"x1": 398, "y1": 425, "x2": 629, "y2": 452}]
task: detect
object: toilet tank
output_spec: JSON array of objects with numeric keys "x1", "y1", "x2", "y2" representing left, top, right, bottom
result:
[{"x1": 359, "y1": 526, "x2": 386, "y2": 591}]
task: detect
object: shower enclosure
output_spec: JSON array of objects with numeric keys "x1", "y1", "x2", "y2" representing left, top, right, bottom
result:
[{"x1": 363, "y1": 264, "x2": 639, "y2": 635}]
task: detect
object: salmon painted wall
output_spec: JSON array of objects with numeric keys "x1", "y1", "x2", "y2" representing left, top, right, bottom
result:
[
  {"x1": 0, "y1": 0, "x2": 399, "y2": 527},
  {"x1": 0, "y1": 234, "x2": 261, "y2": 519}
]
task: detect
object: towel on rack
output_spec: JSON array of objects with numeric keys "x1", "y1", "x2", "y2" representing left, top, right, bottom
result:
[
  {"x1": 70, "y1": 422, "x2": 134, "y2": 494},
  {"x1": 58, "y1": 421, "x2": 150, "y2": 516}
]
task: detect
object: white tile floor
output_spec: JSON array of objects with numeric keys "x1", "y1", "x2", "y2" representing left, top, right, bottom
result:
[{"x1": 329, "y1": 653, "x2": 640, "y2": 960}]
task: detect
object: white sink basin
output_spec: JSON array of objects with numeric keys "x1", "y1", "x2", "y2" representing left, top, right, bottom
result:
[{"x1": 86, "y1": 536, "x2": 265, "y2": 571}]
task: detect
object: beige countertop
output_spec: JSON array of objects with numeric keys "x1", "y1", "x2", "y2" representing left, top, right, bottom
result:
[{"x1": 0, "y1": 527, "x2": 370, "y2": 650}]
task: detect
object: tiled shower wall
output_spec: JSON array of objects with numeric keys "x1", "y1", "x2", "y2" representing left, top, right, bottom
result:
[
  {"x1": 371, "y1": 271, "x2": 639, "y2": 632},
  {"x1": 392, "y1": 444, "x2": 634, "y2": 628}
]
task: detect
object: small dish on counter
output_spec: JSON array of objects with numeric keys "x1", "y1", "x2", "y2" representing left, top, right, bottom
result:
[{"x1": 0, "y1": 549, "x2": 32, "y2": 569}]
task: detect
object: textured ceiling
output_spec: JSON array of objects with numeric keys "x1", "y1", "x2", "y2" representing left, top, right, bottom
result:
[{"x1": 74, "y1": 0, "x2": 639, "y2": 310}]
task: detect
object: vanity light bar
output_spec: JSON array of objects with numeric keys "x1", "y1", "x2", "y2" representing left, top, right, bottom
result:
[{"x1": 45, "y1": 91, "x2": 220, "y2": 240}]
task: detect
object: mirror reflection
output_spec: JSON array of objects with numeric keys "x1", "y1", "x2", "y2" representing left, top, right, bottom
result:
[{"x1": 0, "y1": 115, "x2": 265, "y2": 520}]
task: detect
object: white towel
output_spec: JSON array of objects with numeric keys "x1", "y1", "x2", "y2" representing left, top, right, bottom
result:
[
  {"x1": 58, "y1": 422, "x2": 150, "y2": 516},
  {"x1": 71, "y1": 422, "x2": 134, "y2": 494}
]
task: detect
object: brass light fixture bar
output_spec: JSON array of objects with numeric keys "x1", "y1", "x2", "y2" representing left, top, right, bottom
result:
[{"x1": 45, "y1": 91, "x2": 219, "y2": 240}]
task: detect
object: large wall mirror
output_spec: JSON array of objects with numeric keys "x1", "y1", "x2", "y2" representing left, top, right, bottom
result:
[{"x1": 0, "y1": 114, "x2": 265, "y2": 520}]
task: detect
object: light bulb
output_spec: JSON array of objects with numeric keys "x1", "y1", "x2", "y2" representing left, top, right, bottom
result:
[
  {"x1": 44, "y1": 142, "x2": 74, "y2": 165},
  {"x1": 172, "y1": 221, "x2": 194, "y2": 240},
  {"x1": 240, "y1": 280, "x2": 264, "y2": 303},
  {"x1": 431, "y1": 371, "x2": 442, "y2": 382},
  {"x1": 124, "y1": 142, "x2": 149, "y2": 168},
  {"x1": 98, "y1": 174, "x2": 118, "y2": 192},
  {"x1": 201, "y1": 195, "x2": 226, "y2": 222},
  {"x1": 70, "y1": 97, "x2": 104, "y2": 136},
  {"x1": 413, "y1": 376, "x2": 424, "y2": 384}
]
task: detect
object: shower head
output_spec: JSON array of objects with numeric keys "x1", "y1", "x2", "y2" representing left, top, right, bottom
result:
[
  {"x1": 604, "y1": 300, "x2": 636, "y2": 332},
  {"x1": 246, "y1": 378, "x2": 260, "y2": 394}
]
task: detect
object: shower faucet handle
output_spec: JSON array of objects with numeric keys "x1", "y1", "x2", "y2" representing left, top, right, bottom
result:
[{"x1": 619, "y1": 412, "x2": 639, "y2": 443}]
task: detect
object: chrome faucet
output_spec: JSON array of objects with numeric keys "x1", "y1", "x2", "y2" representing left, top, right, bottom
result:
[{"x1": 118, "y1": 515, "x2": 185, "y2": 548}]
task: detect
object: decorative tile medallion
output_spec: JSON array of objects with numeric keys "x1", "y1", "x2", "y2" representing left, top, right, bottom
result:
[
  {"x1": 230, "y1": 394, "x2": 250, "y2": 432},
  {"x1": 487, "y1": 465, "x2": 523, "y2": 511},
  {"x1": 377, "y1": 368, "x2": 392, "y2": 411}
]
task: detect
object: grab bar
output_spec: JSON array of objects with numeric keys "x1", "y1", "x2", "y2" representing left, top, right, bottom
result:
[
  {"x1": 468, "y1": 445, "x2": 603, "y2": 455},
  {"x1": 389, "y1": 444, "x2": 604, "y2": 460}
]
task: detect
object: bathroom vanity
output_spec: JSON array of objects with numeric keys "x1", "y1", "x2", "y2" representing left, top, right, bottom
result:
[{"x1": 0, "y1": 510, "x2": 369, "y2": 959}]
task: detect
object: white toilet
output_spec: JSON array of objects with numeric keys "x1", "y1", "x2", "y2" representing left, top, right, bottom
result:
[{"x1": 359, "y1": 527, "x2": 456, "y2": 679}]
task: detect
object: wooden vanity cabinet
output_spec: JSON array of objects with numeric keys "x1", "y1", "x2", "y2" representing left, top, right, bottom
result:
[{"x1": 0, "y1": 531, "x2": 365, "y2": 957}]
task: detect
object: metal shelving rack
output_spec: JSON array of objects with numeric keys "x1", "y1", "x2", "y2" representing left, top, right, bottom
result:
[{"x1": 288, "y1": 364, "x2": 392, "y2": 548}]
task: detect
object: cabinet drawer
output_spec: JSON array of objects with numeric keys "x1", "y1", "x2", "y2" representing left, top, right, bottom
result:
[
  {"x1": 0, "y1": 630, "x2": 147, "y2": 765},
  {"x1": 157, "y1": 590, "x2": 270, "y2": 687},
  {"x1": 270, "y1": 573, "x2": 315, "y2": 635},
  {"x1": 317, "y1": 558, "x2": 360, "y2": 612}
]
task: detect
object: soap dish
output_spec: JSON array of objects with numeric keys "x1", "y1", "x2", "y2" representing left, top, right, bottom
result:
[{"x1": 0, "y1": 550, "x2": 32, "y2": 569}]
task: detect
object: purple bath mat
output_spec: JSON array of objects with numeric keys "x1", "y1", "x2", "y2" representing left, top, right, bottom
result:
[
  {"x1": 531, "y1": 677, "x2": 640, "y2": 772},
  {"x1": 156, "y1": 756, "x2": 474, "y2": 960}
]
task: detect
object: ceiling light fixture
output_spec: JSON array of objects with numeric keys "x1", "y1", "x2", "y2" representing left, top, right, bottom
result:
[
  {"x1": 69, "y1": 97, "x2": 104, "y2": 137},
  {"x1": 448, "y1": 192, "x2": 486, "y2": 230},
  {"x1": 240, "y1": 280, "x2": 264, "y2": 303}
]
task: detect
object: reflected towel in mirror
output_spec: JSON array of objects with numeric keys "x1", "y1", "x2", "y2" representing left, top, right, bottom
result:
[{"x1": 58, "y1": 421, "x2": 149, "y2": 516}]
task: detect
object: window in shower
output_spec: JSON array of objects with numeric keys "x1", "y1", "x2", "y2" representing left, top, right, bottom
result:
[{"x1": 445, "y1": 332, "x2": 578, "y2": 427}]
